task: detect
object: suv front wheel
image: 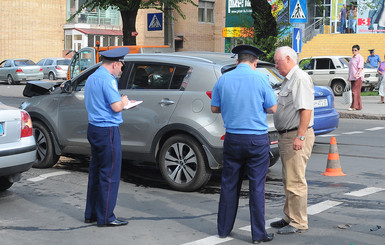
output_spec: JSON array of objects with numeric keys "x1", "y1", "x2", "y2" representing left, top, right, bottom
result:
[{"x1": 159, "y1": 134, "x2": 211, "y2": 192}]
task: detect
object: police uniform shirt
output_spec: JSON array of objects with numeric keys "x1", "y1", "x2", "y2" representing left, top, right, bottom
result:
[
  {"x1": 85, "y1": 66, "x2": 123, "y2": 127},
  {"x1": 367, "y1": 54, "x2": 381, "y2": 67},
  {"x1": 273, "y1": 65, "x2": 314, "y2": 131},
  {"x1": 211, "y1": 63, "x2": 277, "y2": 134}
]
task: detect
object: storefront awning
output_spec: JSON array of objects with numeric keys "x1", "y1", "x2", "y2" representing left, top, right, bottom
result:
[{"x1": 74, "y1": 28, "x2": 123, "y2": 36}]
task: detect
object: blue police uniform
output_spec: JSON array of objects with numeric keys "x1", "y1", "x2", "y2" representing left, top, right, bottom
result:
[
  {"x1": 211, "y1": 45, "x2": 276, "y2": 242},
  {"x1": 84, "y1": 47, "x2": 129, "y2": 226},
  {"x1": 367, "y1": 52, "x2": 381, "y2": 68}
]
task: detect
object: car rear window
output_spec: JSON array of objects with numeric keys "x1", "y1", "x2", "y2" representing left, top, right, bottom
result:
[
  {"x1": 14, "y1": 60, "x2": 36, "y2": 66},
  {"x1": 57, "y1": 59, "x2": 71, "y2": 65}
]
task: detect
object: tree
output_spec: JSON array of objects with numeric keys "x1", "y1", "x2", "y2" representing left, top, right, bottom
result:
[{"x1": 69, "y1": 0, "x2": 196, "y2": 45}]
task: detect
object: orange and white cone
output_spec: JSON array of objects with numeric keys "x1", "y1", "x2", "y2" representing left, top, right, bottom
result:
[{"x1": 321, "y1": 137, "x2": 346, "y2": 176}]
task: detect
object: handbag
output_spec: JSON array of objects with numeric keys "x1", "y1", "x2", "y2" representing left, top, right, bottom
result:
[{"x1": 342, "y1": 82, "x2": 352, "y2": 105}]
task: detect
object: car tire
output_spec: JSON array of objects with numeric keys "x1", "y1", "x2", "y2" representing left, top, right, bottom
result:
[
  {"x1": 49, "y1": 72, "x2": 56, "y2": 80},
  {"x1": 159, "y1": 134, "x2": 211, "y2": 192},
  {"x1": 0, "y1": 177, "x2": 13, "y2": 191},
  {"x1": 7, "y1": 75, "x2": 14, "y2": 85},
  {"x1": 332, "y1": 80, "x2": 345, "y2": 96},
  {"x1": 33, "y1": 120, "x2": 60, "y2": 168}
]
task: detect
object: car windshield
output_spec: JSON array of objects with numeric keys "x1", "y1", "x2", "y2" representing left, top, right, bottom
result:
[
  {"x1": 57, "y1": 59, "x2": 71, "y2": 65},
  {"x1": 14, "y1": 59, "x2": 36, "y2": 66}
]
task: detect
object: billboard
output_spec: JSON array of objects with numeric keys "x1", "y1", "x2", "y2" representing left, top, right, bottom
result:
[{"x1": 357, "y1": 0, "x2": 385, "y2": 33}]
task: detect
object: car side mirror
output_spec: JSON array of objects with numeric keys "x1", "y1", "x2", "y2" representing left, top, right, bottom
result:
[{"x1": 61, "y1": 81, "x2": 73, "y2": 93}]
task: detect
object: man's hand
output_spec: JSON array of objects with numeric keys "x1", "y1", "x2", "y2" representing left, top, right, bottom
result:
[{"x1": 293, "y1": 137, "x2": 304, "y2": 151}]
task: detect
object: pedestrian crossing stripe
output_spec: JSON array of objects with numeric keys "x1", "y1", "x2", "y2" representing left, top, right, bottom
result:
[
  {"x1": 291, "y1": 0, "x2": 306, "y2": 19},
  {"x1": 149, "y1": 15, "x2": 161, "y2": 28}
]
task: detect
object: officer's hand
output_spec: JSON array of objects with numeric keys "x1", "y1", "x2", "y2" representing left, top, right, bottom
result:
[{"x1": 121, "y1": 95, "x2": 129, "y2": 106}]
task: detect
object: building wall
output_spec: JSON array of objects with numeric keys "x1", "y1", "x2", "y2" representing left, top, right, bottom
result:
[
  {"x1": 0, "y1": 0, "x2": 67, "y2": 63},
  {"x1": 136, "y1": 9, "x2": 165, "y2": 46}
]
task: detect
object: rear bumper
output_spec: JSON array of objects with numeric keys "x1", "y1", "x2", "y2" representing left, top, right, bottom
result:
[
  {"x1": 14, "y1": 73, "x2": 44, "y2": 81},
  {"x1": 313, "y1": 109, "x2": 339, "y2": 135},
  {"x1": 0, "y1": 143, "x2": 36, "y2": 176}
]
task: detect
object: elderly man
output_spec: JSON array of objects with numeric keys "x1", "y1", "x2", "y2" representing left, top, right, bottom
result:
[{"x1": 271, "y1": 46, "x2": 315, "y2": 235}]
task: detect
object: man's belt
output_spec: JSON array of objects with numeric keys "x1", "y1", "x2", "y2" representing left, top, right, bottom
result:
[{"x1": 278, "y1": 127, "x2": 312, "y2": 135}]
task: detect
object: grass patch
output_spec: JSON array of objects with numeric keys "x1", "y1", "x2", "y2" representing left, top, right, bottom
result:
[{"x1": 361, "y1": 91, "x2": 379, "y2": 96}]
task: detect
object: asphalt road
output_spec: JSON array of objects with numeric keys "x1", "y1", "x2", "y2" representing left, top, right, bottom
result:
[{"x1": 1, "y1": 84, "x2": 385, "y2": 244}]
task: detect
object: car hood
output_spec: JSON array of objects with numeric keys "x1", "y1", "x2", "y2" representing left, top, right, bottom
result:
[{"x1": 23, "y1": 80, "x2": 63, "y2": 97}]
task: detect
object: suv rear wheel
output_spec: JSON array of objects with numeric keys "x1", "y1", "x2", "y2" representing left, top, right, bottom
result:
[
  {"x1": 159, "y1": 134, "x2": 211, "y2": 192},
  {"x1": 33, "y1": 121, "x2": 60, "y2": 168}
]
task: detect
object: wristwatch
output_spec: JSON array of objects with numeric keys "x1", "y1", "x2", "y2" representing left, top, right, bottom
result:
[{"x1": 296, "y1": 134, "x2": 305, "y2": 141}]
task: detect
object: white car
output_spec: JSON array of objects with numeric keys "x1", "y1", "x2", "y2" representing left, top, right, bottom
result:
[{"x1": 299, "y1": 56, "x2": 378, "y2": 96}]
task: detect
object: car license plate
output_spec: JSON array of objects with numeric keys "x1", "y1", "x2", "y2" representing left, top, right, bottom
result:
[
  {"x1": 0, "y1": 123, "x2": 3, "y2": 135},
  {"x1": 314, "y1": 98, "x2": 328, "y2": 108}
]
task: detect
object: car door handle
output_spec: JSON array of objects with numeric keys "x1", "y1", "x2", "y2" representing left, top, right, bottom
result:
[
  {"x1": 308, "y1": 71, "x2": 313, "y2": 75},
  {"x1": 329, "y1": 71, "x2": 335, "y2": 74},
  {"x1": 159, "y1": 99, "x2": 175, "y2": 106}
]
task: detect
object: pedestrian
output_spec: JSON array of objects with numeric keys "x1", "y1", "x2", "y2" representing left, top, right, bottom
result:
[
  {"x1": 211, "y1": 44, "x2": 277, "y2": 244},
  {"x1": 366, "y1": 49, "x2": 381, "y2": 68},
  {"x1": 348, "y1": 45, "x2": 365, "y2": 111},
  {"x1": 271, "y1": 46, "x2": 315, "y2": 235},
  {"x1": 84, "y1": 47, "x2": 130, "y2": 227},
  {"x1": 348, "y1": 5, "x2": 357, "y2": 33},
  {"x1": 377, "y1": 55, "x2": 385, "y2": 104},
  {"x1": 339, "y1": 4, "x2": 347, "y2": 33}
]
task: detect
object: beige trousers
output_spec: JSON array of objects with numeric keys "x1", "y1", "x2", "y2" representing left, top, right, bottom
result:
[{"x1": 278, "y1": 128, "x2": 315, "y2": 229}]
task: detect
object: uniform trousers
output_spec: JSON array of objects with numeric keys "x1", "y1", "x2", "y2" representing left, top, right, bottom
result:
[
  {"x1": 85, "y1": 124, "x2": 122, "y2": 225},
  {"x1": 350, "y1": 78, "x2": 363, "y2": 110},
  {"x1": 218, "y1": 133, "x2": 270, "y2": 241},
  {"x1": 278, "y1": 128, "x2": 315, "y2": 229}
]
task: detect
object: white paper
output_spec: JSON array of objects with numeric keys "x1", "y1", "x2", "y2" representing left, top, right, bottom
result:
[{"x1": 124, "y1": 100, "x2": 143, "y2": 110}]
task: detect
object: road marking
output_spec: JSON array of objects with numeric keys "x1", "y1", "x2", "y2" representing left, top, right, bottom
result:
[
  {"x1": 342, "y1": 131, "x2": 364, "y2": 135},
  {"x1": 180, "y1": 235, "x2": 233, "y2": 245},
  {"x1": 345, "y1": 187, "x2": 385, "y2": 197},
  {"x1": 27, "y1": 171, "x2": 70, "y2": 182},
  {"x1": 239, "y1": 217, "x2": 281, "y2": 232},
  {"x1": 365, "y1": 127, "x2": 385, "y2": 131},
  {"x1": 317, "y1": 134, "x2": 340, "y2": 138},
  {"x1": 307, "y1": 200, "x2": 343, "y2": 215}
]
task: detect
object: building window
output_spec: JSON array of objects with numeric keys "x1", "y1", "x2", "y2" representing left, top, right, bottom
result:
[
  {"x1": 65, "y1": 35, "x2": 72, "y2": 50},
  {"x1": 198, "y1": 0, "x2": 214, "y2": 23}
]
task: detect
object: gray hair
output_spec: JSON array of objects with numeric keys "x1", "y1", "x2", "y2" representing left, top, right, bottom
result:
[{"x1": 275, "y1": 46, "x2": 298, "y2": 64}]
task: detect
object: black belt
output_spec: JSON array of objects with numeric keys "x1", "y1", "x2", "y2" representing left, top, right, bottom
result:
[{"x1": 278, "y1": 127, "x2": 312, "y2": 135}]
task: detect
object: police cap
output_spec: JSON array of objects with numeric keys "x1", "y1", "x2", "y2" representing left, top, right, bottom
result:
[
  {"x1": 369, "y1": 49, "x2": 375, "y2": 52},
  {"x1": 232, "y1": 44, "x2": 265, "y2": 58},
  {"x1": 100, "y1": 47, "x2": 130, "y2": 61}
]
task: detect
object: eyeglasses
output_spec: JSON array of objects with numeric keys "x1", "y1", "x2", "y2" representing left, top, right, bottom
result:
[{"x1": 352, "y1": 49, "x2": 358, "y2": 52}]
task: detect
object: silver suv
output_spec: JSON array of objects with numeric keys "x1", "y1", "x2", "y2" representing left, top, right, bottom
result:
[{"x1": 21, "y1": 52, "x2": 280, "y2": 192}]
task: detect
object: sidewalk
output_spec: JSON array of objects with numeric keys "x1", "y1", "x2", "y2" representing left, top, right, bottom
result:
[{"x1": 334, "y1": 95, "x2": 385, "y2": 120}]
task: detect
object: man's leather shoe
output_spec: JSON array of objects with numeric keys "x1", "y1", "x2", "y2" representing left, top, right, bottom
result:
[
  {"x1": 277, "y1": 225, "x2": 307, "y2": 234},
  {"x1": 252, "y1": 233, "x2": 274, "y2": 244},
  {"x1": 84, "y1": 218, "x2": 97, "y2": 223},
  {"x1": 270, "y1": 219, "x2": 289, "y2": 228},
  {"x1": 97, "y1": 219, "x2": 128, "y2": 227}
]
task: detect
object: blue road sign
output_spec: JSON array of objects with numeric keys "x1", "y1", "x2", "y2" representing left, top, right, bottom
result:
[
  {"x1": 292, "y1": 28, "x2": 302, "y2": 53},
  {"x1": 289, "y1": 0, "x2": 307, "y2": 23},
  {"x1": 148, "y1": 13, "x2": 162, "y2": 31}
]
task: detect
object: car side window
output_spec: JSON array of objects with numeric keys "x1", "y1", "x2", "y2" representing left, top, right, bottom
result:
[
  {"x1": 45, "y1": 59, "x2": 54, "y2": 66},
  {"x1": 315, "y1": 58, "x2": 335, "y2": 69},
  {"x1": 4, "y1": 60, "x2": 12, "y2": 67},
  {"x1": 127, "y1": 63, "x2": 190, "y2": 90},
  {"x1": 300, "y1": 59, "x2": 314, "y2": 70},
  {"x1": 37, "y1": 59, "x2": 45, "y2": 66}
]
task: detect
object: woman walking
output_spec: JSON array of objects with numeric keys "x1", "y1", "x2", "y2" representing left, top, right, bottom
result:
[
  {"x1": 377, "y1": 55, "x2": 385, "y2": 104},
  {"x1": 348, "y1": 44, "x2": 364, "y2": 111}
]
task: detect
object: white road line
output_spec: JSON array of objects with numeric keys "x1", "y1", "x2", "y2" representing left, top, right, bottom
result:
[
  {"x1": 317, "y1": 134, "x2": 340, "y2": 138},
  {"x1": 307, "y1": 200, "x2": 343, "y2": 215},
  {"x1": 239, "y1": 217, "x2": 281, "y2": 232},
  {"x1": 345, "y1": 187, "x2": 385, "y2": 197},
  {"x1": 342, "y1": 131, "x2": 364, "y2": 135},
  {"x1": 365, "y1": 127, "x2": 385, "y2": 131},
  {"x1": 27, "y1": 171, "x2": 70, "y2": 182},
  {"x1": 180, "y1": 235, "x2": 233, "y2": 245}
]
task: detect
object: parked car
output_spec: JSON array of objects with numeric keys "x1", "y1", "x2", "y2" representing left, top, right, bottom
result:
[
  {"x1": 0, "y1": 59, "x2": 44, "y2": 85},
  {"x1": 37, "y1": 58, "x2": 71, "y2": 80},
  {"x1": 0, "y1": 102, "x2": 36, "y2": 191},
  {"x1": 21, "y1": 52, "x2": 338, "y2": 192},
  {"x1": 299, "y1": 55, "x2": 378, "y2": 96}
]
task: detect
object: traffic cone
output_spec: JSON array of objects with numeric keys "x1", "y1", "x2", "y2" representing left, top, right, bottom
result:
[{"x1": 321, "y1": 137, "x2": 346, "y2": 176}]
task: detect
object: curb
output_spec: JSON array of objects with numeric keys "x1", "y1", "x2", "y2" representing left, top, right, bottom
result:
[{"x1": 339, "y1": 112, "x2": 385, "y2": 120}]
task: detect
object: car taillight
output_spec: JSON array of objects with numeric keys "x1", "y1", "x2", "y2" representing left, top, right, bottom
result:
[
  {"x1": 206, "y1": 91, "x2": 212, "y2": 99},
  {"x1": 20, "y1": 111, "x2": 33, "y2": 138},
  {"x1": 16, "y1": 68, "x2": 23, "y2": 73},
  {"x1": 55, "y1": 66, "x2": 62, "y2": 70},
  {"x1": 39, "y1": 68, "x2": 43, "y2": 72}
]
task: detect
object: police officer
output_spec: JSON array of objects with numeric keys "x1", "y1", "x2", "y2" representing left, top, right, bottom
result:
[
  {"x1": 367, "y1": 49, "x2": 381, "y2": 68},
  {"x1": 84, "y1": 47, "x2": 130, "y2": 227},
  {"x1": 211, "y1": 45, "x2": 277, "y2": 244}
]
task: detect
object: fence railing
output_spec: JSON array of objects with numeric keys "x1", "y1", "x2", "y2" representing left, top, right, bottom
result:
[{"x1": 303, "y1": 18, "x2": 326, "y2": 43}]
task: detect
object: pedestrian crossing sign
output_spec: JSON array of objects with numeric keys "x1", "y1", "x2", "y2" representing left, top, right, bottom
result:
[
  {"x1": 148, "y1": 13, "x2": 163, "y2": 31},
  {"x1": 289, "y1": 0, "x2": 307, "y2": 23}
]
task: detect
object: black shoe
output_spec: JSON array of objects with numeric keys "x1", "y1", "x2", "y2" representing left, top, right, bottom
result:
[
  {"x1": 253, "y1": 233, "x2": 274, "y2": 244},
  {"x1": 270, "y1": 219, "x2": 289, "y2": 228},
  {"x1": 98, "y1": 219, "x2": 128, "y2": 227},
  {"x1": 277, "y1": 225, "x2": 307, "y2": 234},
  {"x1": 84, "y1": 218, "x2": 97, "y2": 223}
]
